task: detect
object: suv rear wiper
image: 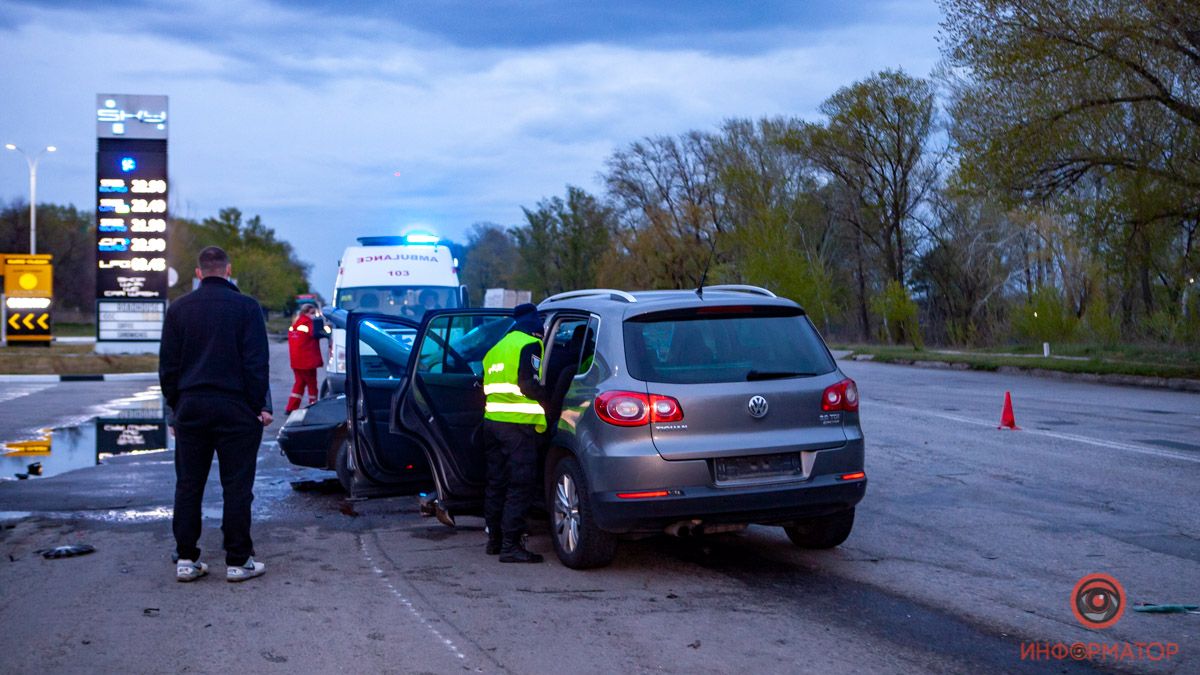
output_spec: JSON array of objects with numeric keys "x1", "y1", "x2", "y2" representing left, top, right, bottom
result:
[{"x1": 746, "y1": 370, "x2": 816, "y2": 381}]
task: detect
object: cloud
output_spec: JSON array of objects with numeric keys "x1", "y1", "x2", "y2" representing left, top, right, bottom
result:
[{"x1": 0, "y1": 0, "x2": 941, "y2": 292}]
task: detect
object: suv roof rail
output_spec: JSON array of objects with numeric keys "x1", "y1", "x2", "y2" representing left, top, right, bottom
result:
[
  {"x1": 703, "y1": 284, "x2": 777, "y2": 298},
  {"x1": 542, "y1": 289, "x2": 638, "y2": 304}
]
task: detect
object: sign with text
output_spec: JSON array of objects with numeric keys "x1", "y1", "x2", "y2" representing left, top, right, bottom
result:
[
  {"x1": 96, "y1": 94, "x2": 168, "y2": 140},
  {"x1": 97, "y1": 300, "x2": 165, "y2": 342},
  {"x1": 96, "y1": 418, "x2": 168, "y2": 457},
  {"x1": 96, "y1": 94, "x2": 168, "y2": 349},
  {"x1": 3, "y1": 253, "x2": 53, "y2": 343}
]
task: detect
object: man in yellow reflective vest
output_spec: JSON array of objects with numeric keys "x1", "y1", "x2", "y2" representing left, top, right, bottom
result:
[{"x1": 481, "y1": 303, "x2": 547, "y2": 563}]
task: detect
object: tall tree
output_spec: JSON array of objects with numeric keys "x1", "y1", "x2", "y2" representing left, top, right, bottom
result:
[
  {"x1": 941, "y1": 0, "x2": 1200, "y2": 339},
  {"x1": 603, "y1": 132, "x2": 726, "y2": 289},
  {"x1": 513, "y1": 186, "x2": 615, "y2": 298},
  {"x1": 459, "y1": 222, "x2": 519, "y2": 305},
  {"x1": 794, "y1": 69, "x2": 941, "y2": 338},
  {"x1": 169, "y1": 207, "x2": 311, "y2": 310}
]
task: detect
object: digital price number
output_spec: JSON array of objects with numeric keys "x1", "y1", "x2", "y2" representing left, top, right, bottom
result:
[{"x1": 96, "y1": 145, "x2": 168, "y2": 299}]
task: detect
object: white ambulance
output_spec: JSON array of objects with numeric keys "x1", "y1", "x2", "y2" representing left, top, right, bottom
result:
[{"x1": 322, "y1": 234, "x2": 466, "y2": 396}]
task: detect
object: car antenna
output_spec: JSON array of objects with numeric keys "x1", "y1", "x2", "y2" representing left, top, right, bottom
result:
[{"x1": 695, "y1": 228, "x2": 719, "y2": 299}]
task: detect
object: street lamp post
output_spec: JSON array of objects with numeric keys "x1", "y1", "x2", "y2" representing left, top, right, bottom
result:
[{"x1": 4, "y1": 143, "x2": 57, "y2": 254}]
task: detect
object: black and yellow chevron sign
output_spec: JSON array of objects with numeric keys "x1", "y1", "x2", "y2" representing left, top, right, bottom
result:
[{"x1": 5, "y1": 310, "x2": 52, "y2": 341}]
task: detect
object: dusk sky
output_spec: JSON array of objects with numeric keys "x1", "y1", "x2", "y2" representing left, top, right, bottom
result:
[{"x1": 0, "y1": 0, "x2": 942, "y2": 292}]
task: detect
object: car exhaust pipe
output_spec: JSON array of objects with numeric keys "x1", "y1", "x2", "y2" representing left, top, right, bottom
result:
[
  {"x1": 665, "y1": 519, "x2": 702, "y2": 538},
  {"x1": 665, "y1": 520, "x2": 748, "y2": 538}
]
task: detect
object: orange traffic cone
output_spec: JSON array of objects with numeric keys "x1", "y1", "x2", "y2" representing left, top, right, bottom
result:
[{"x1": 998, "y1": 391, "x2": 1020, "y2": 430}]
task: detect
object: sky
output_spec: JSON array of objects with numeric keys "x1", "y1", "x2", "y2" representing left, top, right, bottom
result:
[{"x1": 0, "y1": 0, "x2": 943, "y2": 293}]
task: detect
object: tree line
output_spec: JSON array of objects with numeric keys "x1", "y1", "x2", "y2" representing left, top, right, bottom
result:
[
  {"x1": 462, "y1": 0, "x2": 1199, "y2": 348},
  {"x1": 0, "y1": 202, "x2": 310, "y2": 314}
]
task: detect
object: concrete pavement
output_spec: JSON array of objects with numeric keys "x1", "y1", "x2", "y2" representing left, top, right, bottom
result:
[{"x1": 0, "y1": 345, "x2": 1196, "y2": 673}]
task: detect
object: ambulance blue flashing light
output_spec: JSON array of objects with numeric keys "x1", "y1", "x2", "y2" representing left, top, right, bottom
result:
[
  {"x1": 356, "y1": 232, "x2": 443, "y2": 247},
  {"x1": 404, "y1": 233, "x2": 441, "y2": 245}
]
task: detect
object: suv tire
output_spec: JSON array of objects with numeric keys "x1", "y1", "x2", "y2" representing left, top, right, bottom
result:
[
  {"x1": 783, "y1": 508, "x2": 855, "y2": 549},
  {"x1": 334, "y1": 439, "x2": 354, "y2": 494},
  {"x1": 550, "y1": 456, "x2": 617, "y2": 569}
]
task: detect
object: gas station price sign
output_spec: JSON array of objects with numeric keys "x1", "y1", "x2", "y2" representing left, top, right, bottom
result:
[
  {"x1": 96, "y1": 143, "x2": 168, "y2": 299},
  {"x1": 95, "y1": 94, "x2": 169, "y2": 302}
]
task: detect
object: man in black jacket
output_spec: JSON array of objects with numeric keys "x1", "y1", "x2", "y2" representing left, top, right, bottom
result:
[{"x1": 160, "y1": 246, "x2": 272, "y2": 583}]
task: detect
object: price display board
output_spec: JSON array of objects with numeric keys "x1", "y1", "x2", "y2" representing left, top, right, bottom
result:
[
  {"x1": 96, "y1": 142, "x2": 168, "y2": 299},
  {"x1": 95, "y1": 94, "x2": 168, "y2": 350}
]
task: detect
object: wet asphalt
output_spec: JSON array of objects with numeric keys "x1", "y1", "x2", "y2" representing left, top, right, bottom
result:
[{"x1": 0, "y1": 341, "x2": 1196, "y2": 673}]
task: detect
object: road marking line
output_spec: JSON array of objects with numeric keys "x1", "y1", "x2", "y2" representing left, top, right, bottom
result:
[
  {"x1": 867, "y1": 400, "x2": 1200, "y2": 464},
  {"x1": 358, "y1": 536, "x2": 466, "y2": 661},
  {"x1": 0, "y1": 383, "x2": 53, "y2": 404}
]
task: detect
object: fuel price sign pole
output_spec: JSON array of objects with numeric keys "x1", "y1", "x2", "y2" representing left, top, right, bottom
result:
[{"x1": 94, "y1": 94, "x2": 169, "y2": 355}]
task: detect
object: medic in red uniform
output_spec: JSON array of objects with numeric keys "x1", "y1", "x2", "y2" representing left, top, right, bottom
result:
[{"x1": 287, "y1": 303, "x2": 326, "y2": 413}]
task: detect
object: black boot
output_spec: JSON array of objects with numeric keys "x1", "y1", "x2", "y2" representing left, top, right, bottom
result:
[
  {"x1": 485, "y1": 528, "x2": 502, "y2": 556},
  {"x1": 499, "y1": 534, "x2": 543, "y2": 563}
]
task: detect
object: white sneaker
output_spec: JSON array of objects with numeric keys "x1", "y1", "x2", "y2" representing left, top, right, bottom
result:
[
  {"x1": 176, "y1": 559, "x2": 208, "y2": 582},
  {"x1": 226, "y1": 557, "x2": 266, "y2": 582}
]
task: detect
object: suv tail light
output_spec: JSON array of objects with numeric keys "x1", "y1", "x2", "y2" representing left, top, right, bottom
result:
[
  {"x1": 595, "y1": 391, "x2": 684, "y2": 426},
  {"x1": 821, "y1": 378, "x2": 859, "y2": 412}
]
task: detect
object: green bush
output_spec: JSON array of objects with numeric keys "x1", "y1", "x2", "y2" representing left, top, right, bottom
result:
[
  {"x1": 1012, "y1": 288, "x2": 1078, "y2": 344},
  {"x1": 1081, "y1": 291, "x2": 1120, "y2": 346},
  {"x1": 870, "y1": 280, "x2": 922, "y2": 347}
]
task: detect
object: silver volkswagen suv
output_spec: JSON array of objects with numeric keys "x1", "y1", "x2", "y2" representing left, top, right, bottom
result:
[{"x1": 537, "y1": 286, "x2": 866, "y2": 568}]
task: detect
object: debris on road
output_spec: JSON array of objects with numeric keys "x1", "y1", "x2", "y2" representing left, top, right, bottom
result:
[
  {"x1": 1134, "y1": 604, "x2": 1200, "y2": 614},
  {"x1": 36, "y1": 544, "x2": 95, "y2": 559}
]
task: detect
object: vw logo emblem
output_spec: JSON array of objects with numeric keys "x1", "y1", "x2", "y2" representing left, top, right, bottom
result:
[{"x1": 748, "y1": 395, "x2": 769, "y2": 418}]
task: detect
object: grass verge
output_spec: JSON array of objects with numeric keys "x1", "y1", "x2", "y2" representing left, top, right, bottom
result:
[
  {"x1": 51, "y1": 322, "x2": 97, "y2": 337},
  {"x1": 0, "y1": 343, "x2": 157, "y2": 375},
  {"x1": 834, "y1": 343, "x2": 1200, "y2": 381}
]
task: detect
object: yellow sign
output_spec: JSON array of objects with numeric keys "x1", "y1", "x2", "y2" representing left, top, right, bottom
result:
[
  {"x1": 2, "y1": 253, "x2": 53, "y2": 343},
  {"x1": 3, "y1": 254, "x2": 53, "y2": 297},
  {"x1": 4, "y1": 437, "x2": 51, "y2": 455}
]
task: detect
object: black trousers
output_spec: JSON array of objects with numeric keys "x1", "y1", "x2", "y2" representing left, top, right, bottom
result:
[
  {"x1": 172, "y1": 394, "x2": 263, "y2": 566},
  {"x1": 482, "y1": 419, "x2": 539, "y2": 539}
]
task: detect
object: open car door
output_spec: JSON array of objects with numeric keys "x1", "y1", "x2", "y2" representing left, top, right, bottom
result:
[
  {"x1": 395, "y1": 309, "x2": 515, "y2": 521},
  {"x1": 345, "y1": 312, "x2": 429, "y2": 497}
]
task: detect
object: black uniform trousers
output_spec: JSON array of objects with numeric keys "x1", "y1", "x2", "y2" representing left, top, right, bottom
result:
[
  {"x1": 172, "y1": 394, "x2": 263, "y2": 566},
  {"x1": 482, "y1": 419, "x2": 540, "y2": 539}
]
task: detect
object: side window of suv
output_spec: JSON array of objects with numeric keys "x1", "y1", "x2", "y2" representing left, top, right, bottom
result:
[
  {"x1": 577, "y1": 316, "x2": 598, "y2": 376},
  {"x1": 544, "y1": 315, "x2": 589, "y2": 386}
]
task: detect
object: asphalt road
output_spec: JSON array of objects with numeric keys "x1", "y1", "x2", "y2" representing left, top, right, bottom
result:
[{"x1": 0, "y1": 343, "x2": 1196, "y2": 674}]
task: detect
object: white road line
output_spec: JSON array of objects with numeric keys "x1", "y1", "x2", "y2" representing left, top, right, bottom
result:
[
  {"x1": 867, "y1": 399, "x2": 1200, "y2": 465},
  {"x1": 358, "y1": 536, "x2": 467, "y2": 661},
  {"x1": 0, "y1": 383, "x2": 53, "y2": 404}
]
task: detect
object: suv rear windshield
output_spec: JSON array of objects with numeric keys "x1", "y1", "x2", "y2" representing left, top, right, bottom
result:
[{"x1": 623, "y1": 306, "x2": 836, "y2": 384}]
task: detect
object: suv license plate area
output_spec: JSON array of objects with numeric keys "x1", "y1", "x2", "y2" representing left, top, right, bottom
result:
[{"x1": 714, "y1": 452, "x2": 803, "y2": 484}]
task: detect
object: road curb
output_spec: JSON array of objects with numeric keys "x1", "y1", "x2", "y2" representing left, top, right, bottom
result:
[
  {"x1": 846, "y1": 355, "x2": 1200, "y2": 394},
  {"x1": 0, "y1": 372, "x2": 158, "y2": 383}
]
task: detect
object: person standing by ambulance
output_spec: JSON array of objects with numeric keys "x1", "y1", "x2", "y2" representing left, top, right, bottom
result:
[
  {"x1": 480, "y1": 303, "x2": 546, "y2": 563},
  {"x1": 286, "y1": 302, "x2": 326, "y2": 414}
]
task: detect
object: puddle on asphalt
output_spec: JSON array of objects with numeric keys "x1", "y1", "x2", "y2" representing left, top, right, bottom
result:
[{"x1": 0, "y1": 386, "x2": 172, "y2": 481}]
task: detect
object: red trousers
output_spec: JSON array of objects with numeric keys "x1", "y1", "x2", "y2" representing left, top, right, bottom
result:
[{"x1": 287, "y1": 368, "x2": 319, "y2": 413}]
